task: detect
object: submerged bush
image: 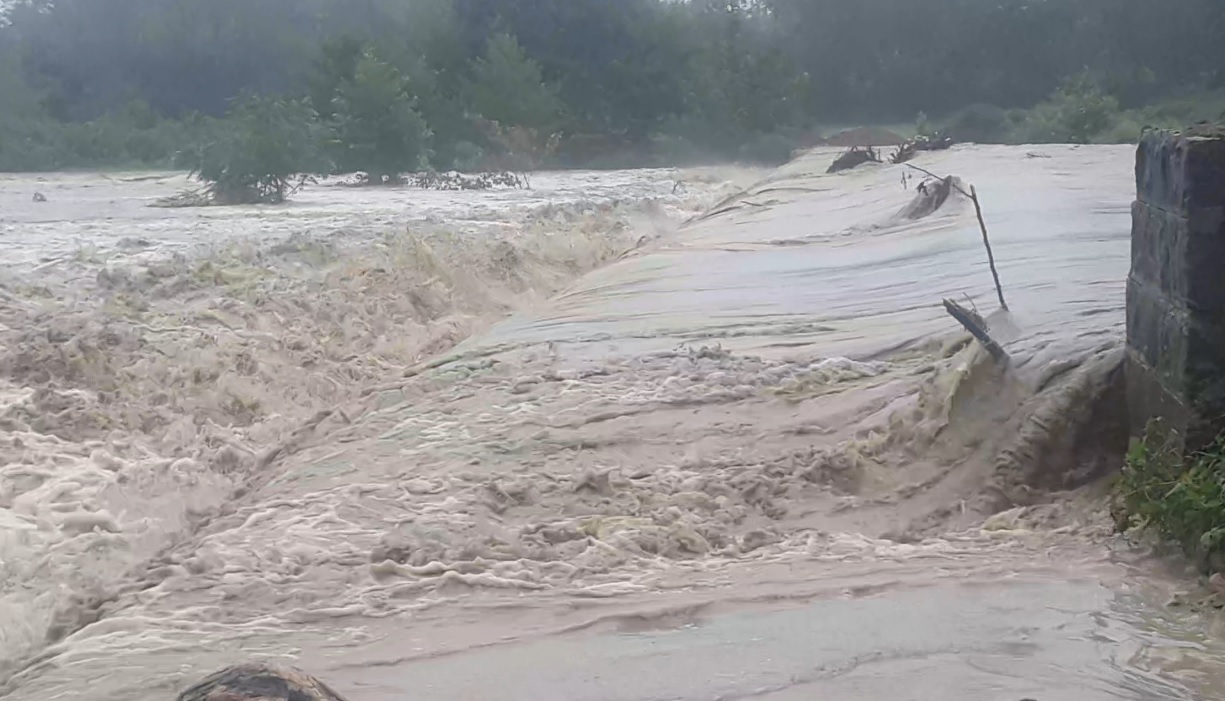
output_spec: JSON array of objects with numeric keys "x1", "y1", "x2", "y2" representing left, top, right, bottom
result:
[
  {"x1": 1113, "y1": 420, "x2": 1225, "y2": 570},
  {"x1": 329, "y1": 50, "x2": 433, "y2": 183},
  {"x1": 177, "y1": 94, "x2": 328, "y2": 204}
]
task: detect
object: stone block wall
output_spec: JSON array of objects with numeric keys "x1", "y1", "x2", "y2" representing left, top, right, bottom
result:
[{"x1": 1127, "y1": 126, "x2": 1225, "y2": 451}]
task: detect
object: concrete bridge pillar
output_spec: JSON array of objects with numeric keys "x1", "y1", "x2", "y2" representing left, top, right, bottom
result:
[{"x1": 1127, "y1": 126, "x2": 1225, "y2": 451}]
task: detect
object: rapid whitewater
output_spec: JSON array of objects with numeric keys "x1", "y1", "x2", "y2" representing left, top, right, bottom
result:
[{"x1": 2, "y1": 148, "x2": 1225, "y2": 701}]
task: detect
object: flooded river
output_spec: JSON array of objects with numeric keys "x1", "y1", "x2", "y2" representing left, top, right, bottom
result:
[{"x1": 2, "y1": 148, "x2": 1224, "y2": 700}]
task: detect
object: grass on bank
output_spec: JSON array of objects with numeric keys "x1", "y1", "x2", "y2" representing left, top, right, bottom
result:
[{"x1": 1114, "y1": 420, "x2": 1225, "y2": 572}]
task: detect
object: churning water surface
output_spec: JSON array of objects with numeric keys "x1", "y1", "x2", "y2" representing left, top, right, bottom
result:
[{"x1": 2, "y1": 148, "x2": 1224, "y2": 701}]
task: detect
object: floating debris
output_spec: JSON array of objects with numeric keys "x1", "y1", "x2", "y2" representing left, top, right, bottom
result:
[
  {"x1": 408, "y1": 170, "x2": 526, "y2": 191},
  {"x1": 827, "y1": 145, "x2": 883, "y2": 173}
]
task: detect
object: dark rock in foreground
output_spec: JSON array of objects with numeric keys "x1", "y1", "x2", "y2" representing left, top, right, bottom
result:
[{"x1": 177, "y1": 664, "x2": 348, "y2": 701}]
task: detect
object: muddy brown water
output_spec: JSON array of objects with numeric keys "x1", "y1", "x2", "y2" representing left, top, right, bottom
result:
[{"x1": 2, "y1": 150, "x2": 1225, "y2": 700}]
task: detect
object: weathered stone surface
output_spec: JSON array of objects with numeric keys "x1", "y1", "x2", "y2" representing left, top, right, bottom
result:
[
  {"x1": 1185, "y1": 206, "x2": 1225, "y2": 314},
  {"x1": 1128, "y1": 127, "x2": 1225, "y2": 452},
  {"x1": 1136, "y1": 129, "x2": 1225, "y2": 212},
  {"x1": 1131, "y1": 201, "x2": 1225, "y2": 315},
  {"x1": 1126, "y1": 350, "x2": 1190, "y2": 449},
  {"x1": 1129, "y1": 202, "x2": 1186, "y2": 298},
  {"x1": 1184, "y1": 317, "x2": 1225, "y2": 441},
  {"x1": 1127, "y1": 277, "x2": 1225, "y2": 448},
  {"x1": 1126, "y1": 275, "x2": 1188, "y2": 392}
]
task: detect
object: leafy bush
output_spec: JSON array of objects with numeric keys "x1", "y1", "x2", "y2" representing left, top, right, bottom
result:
[
  {"x1": 308, "y1": 35, "x2": 365, "y2": 123},
  {"x1": 474, "y1": 119, "x2": 560, "y2": 182},
  {"x1": 329, "y1": 50, "x2": 433, "y2": 182},
  {"x1": 464, "y1": 33, "x2": 564, "y2": 135},
  {"x1": 1113, "y1": 420, "x2": 1225, "y2": 569},
  {"x1": 1007, "y1": 88, "x2": 1225, "y2": 146},
  {"x1": 177, "y1": 94, "x2": 327, "y2": 204},
  {"x1": 0, "y1": 118, "x2": 62, "y2": 170},
  {"x1": 946, "y1": 104, "x2": 1011, "y2": 143},
  {"x1": 1094, "y1": 117, "x2": 1146, "y2": 145},
  {"x1": 0, "y1": 98, "x2": 206, "y2": 171},
  {"x1": 449, "y1": 140, "x2": 487, "y2": 172},
  {"x1": 737, "y1": 132, "x2": 798, "y2": 166},
  {"x1": 1011, "y1": 71, "x2": 1120, "y2": 144},
  {"x1": 1054, "y1": 72, "x2": 1119, "y2": 143},
  {"x1": 1129, "y1": 90, "x2": 1225, "y2": 127}
]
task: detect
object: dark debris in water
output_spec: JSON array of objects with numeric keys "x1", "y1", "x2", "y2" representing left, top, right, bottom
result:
[
  {"x1": 177, "y1": 664, "x2": 348, "y2": 701},
  {"x1": 827, "y1": 146, "x2": 883, "y2": 173},
  {"x1": 408, "y1": 170, "x2": 526, "y2": 191}
]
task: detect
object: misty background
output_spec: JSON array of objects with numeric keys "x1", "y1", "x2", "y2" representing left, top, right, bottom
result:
[{"x1": 0, "y1": 0, "x2": 1222, "y2": 172}]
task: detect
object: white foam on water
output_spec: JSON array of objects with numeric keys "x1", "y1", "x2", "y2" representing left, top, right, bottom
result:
[
  {"x1": 0, "y1": 166, "x2": 752, "y2": 688},
  {"x1": 3, "y1": 151, "x2": 1224, "y2": 700}
]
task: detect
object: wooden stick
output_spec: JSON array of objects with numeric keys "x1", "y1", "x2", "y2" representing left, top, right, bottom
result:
[
  {"x1": 943, "y1": 298, "x2": 1010, "y2": 364},
  {"x1": 970, "y1": 185, "x2": 1007, "y2": 310},
  {"x1": 901, "y1": 163, "x2": 1008, "y2": 311},
  {"x1": 901, "y1": 163, "x2": 970, "y2": 198}
]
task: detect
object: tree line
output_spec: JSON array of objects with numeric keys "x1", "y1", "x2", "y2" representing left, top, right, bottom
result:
[{"x1": 0, "y1": 0, "x2": 1222, "y2": 174}]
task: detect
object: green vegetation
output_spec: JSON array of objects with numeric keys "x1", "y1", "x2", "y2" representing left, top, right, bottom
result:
[
  {"x1": 938, "y1": 84, "x2": 1225, "y2": 146},
  {"x1": 0, "y1": 0, "x2": 1222, "y2": 178},
  {"x1": 463, "y1": 34, "x2": 564, "y2": 138},
  {"x1": 0, "y1": 101, "x2": 205, "y2": 172},
  {"x1": 177, "y1": 95, "x2": 328, "y2": 204},
  {"x1": 328, "y1": 50, "x2": 433, "y2": 183},
  {"x1": 1114, "y1": 421, "x2": 1225, "y2": 571},
  {"x1": 1012, "y1": 72, "x2": 1122, "y2": 145}
]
